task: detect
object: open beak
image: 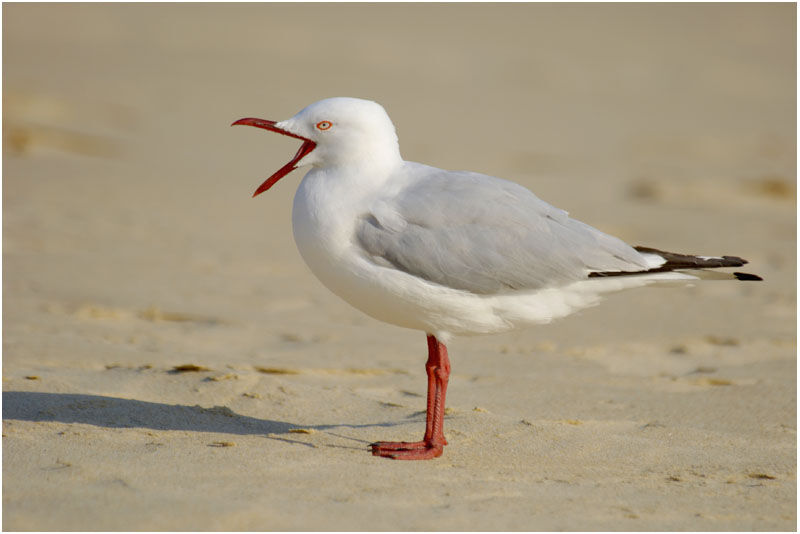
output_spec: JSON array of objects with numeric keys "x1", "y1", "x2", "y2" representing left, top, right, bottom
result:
[{"x1": 232, "y1": 118, "x2": 317, "y2": 197}]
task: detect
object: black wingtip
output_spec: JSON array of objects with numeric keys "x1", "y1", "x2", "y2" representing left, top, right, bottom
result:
[{"x1": 734, "y1": 272, "x2": 763, "y2": 281}]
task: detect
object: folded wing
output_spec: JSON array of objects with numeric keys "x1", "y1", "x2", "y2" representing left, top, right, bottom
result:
[{"x1": 355, "y1": 165, "x2": 652, "y2": 294}]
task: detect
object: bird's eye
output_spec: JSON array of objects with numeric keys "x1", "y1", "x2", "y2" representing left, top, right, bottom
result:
[{"x1": 316, "y1": 121, "x2": 332, "y2": 131}]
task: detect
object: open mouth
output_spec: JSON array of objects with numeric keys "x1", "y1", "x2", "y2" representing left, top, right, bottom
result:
[{"x1": 232, "y1": 118, "x2": 317, "y2": 197}]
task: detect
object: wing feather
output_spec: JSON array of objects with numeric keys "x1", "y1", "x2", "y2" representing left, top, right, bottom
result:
[{"x1": 355, "y1": 164, "x2": 648, "y2": 294}]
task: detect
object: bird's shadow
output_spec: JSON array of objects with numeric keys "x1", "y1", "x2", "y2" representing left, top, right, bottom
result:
[{"x1": 2, "y1": 391, "x2": 405, "y2": 440}]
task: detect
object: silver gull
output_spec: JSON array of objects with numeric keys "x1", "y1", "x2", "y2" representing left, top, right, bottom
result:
[{"x1": 233, "y1": 97, "x2": 761, "y2": 460}]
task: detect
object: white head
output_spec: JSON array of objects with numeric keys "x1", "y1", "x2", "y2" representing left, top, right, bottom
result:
[{"x1": 233, "y1": 97, "x2": 402, "y2": 196}]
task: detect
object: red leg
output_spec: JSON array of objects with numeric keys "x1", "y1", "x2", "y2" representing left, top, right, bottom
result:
[{"x1": 371, "y1": 334, "x2": 451, "y2": 460}]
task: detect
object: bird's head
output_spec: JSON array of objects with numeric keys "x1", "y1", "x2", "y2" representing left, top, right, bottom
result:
[{"x1": 233, "y1": 97, "x2": 401, "y2": 197}]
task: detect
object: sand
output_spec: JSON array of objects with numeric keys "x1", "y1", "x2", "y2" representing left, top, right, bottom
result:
[{"x1": 2, "y1": 3, "x2": 796, "y2": 531}]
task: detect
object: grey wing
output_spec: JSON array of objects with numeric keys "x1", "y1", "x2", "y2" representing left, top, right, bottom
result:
[{"x1": 355, "y1": 165, "x2": 650, "y2": 294}]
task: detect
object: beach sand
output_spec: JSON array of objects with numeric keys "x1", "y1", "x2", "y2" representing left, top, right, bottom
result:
[{"x1": 2, "y1": 3, "x2": 796, "y2": 530}]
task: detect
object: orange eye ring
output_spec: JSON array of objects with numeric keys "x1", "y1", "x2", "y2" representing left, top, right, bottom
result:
[{"x1": 316, "y1": 121, "x2": 332, "y2": 131}]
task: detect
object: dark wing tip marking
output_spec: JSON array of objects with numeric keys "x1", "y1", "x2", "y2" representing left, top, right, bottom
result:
[
  {"x1": 733, "y1": 272, "x2": 763, "y2": 281},
  {"x1": 588, "y1": 246, "x2": 761, "y2": 280},
  {"x1": 632, "y1": 246, "x2": 748, "y2": 268}
]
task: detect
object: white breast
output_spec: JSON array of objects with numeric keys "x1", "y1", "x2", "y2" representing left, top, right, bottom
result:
[{"x1": 291, "y1": 167, "x2": 431, "y2": 331}]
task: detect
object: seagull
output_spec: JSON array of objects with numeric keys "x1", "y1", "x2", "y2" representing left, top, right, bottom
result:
[{"x1": 233, "y1": 97, "x2": 761, "y2": 460}]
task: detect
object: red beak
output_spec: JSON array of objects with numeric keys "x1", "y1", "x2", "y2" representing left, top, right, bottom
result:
[{"x1": 232, "y1": 118, "x2": 317, "y2": 197}]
